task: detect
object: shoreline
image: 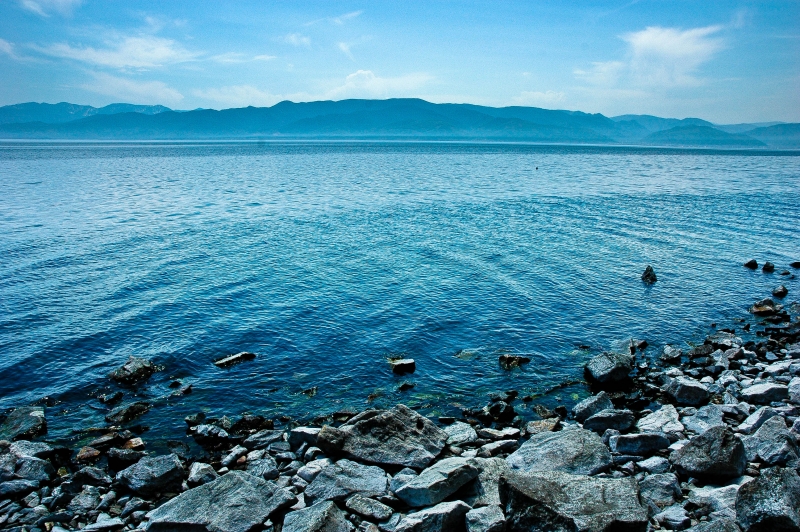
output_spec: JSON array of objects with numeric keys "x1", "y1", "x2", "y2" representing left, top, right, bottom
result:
[{"x1": 0, "y1": 265, "x2": 798, "y2": 531}]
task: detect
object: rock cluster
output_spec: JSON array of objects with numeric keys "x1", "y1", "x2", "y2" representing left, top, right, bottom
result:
[{"x1": 1, "y1": 288, "x2": 799, "y2": 531}]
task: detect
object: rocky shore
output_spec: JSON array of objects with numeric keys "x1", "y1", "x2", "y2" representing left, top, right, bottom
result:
[{"x1": 1, "y1": 266, "x2": 799, "y2": 531}]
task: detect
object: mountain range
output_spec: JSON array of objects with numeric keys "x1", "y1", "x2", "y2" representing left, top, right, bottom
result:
[{"x1": 0, "y1": 99, "x2": 797, "y2": 148}]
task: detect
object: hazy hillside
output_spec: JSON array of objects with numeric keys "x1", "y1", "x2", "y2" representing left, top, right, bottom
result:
[{"x1": 0, "y1": 99, "x2": 796, "y2": 148}]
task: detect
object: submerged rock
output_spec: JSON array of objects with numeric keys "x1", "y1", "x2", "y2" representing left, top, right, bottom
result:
[
  {"x1": 316, "y1": 404, "x2": 447, "y2": 469},
  {"x1": 0, "y1": 406, "x2": 47, "y2": 441},
  {"x1": 498, "y1": 355, "x2": 531, "y2": 370},
  {"x1": 499, "y1": 470, "x2": 648, "y2": 531},
  {"x1": 147, "y1": 470, "x2": 297, "y2": 532},
  {"x1": 109, "y1": 356, "x2": 156, "y2": 384},
  {"x1": 506, "y1": 427, "x2": 612, "y2": 476},
  {"x1": 744, "y1": 259, "x2": 758, "y2": 270},
  {"x1": 105, "y1": 401, "x2": 151, "y2": 424}
]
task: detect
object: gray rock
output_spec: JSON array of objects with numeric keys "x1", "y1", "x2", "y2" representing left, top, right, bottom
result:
[
  {"x1": 115, "y1": 454, "x2": 184, "y2": 496},
  {"x1": 0, "y1": 406, "x2": 46, "y2": 441},
  {"x1": 390, "y1": 467, "x2": 418, "y2": 494},
  {"x1": 346, "y1": 494, "x2": 394, "y2": 521},
  {"x1": 317, "y1": 405, "x2": 448, "y2": 469},
  {"x1": 109, "y1": 356, "x2": 156, "y2": 384},
  {"x1": 742, "y1": 415, "x2": 799, "y2": 466},
  {"x1": 8, "y1": 441, "x2": 52, "y2": 459},
  {"x1": 499, "y1": 470, "x2": 648, "y2": 531},
  {"x1": 682, "y1": 405, "x2": 725, "y2": 434},
  {"x1": 582, "y1": 409, "x2": 635, "y2": 433},
  {"x1": 584, "y1": 352, "x2": 633, "y2": 385},
  {"x1": 670, "y1": 427, "x2": 746, "y2": 482},
  {"x1": 477, "y1": 427, "x2": 520, "y2": 441},
  {"x1": 640, "y1": 473, "x2": 682, "y2": 513},
  {"x1": 444, "y1": 422, "x2": 478, "y2": 447},
  {"x1": 506, "y1": 427, "x2": 612, "y2": 475},
  {"x1": 394, "y1": 457, "x2": 479, "y2": 507},
  {"x1": 685, "y1": 519, "x2": 741, "y2": 532},
  {"x1": 663, "y1": 377, "x2": 710, "y2": 406},
  {"x1": 242, "y1": 429, "x2": 284, "y2": 450},
  {"x1": 105, "y1": 401, "x2": 151, "y2": 424},
  {"x1": 289, "y1": 427, "x2": 321, "y2": 448},
  {"x1": 525, "y1": 418, "x2": 560, "y2": 436},
  {"x1": 688, "y1": 477, "x2": 752, "y2": 522},
  {"x1": 789, "y1": 377, "x2": 800, "y2": 404},
  {"x1": 213, "y1": 351, "x2": 256, "y2": 368},
  {"x1": 740, "y1": 382, "x2": 788, "y2": 404},
  {"x1": 13, "y1": 456, "x2": 54, "y2": 482},
  {"x1": 297, "y1": 458, "x2": 333, "y2": 483},
  {"x1": 637, "y1": 456, "x2": 671, "y2": 474},
  {"x1": 148, "y1": 470, "x2": 297, "y2": 532},
  {"x1": 0, "y1": 479, "x2": 39, "y2": 497},
  {"x1": 394, "y1": 500, "x2": 472, "y2": 532},
  {"x1": 662, "y1": 345, "x2": 684, "y2": 363},
  {"x1": 572, "y1": 392, "x2": 614, "y2": 423},
  {"x1": 736, "y1": 467, "x2": 800, "y2": 531},
  {"x1": 304, "y1": 459, "x2": 389, "y2": 505},
  {"x1": 187, "y1": 462, "x2": 219, "y2": 486},
  {"x1": 283, "y1": 501, "x2": 354, "y2": 532},
  {"x1": 67, "y1": 485, "x2": 102, "y2": 513},
  {"x1": 247, "y1": 455, "x2": 280, "y2": 480},
  {"x1": 73, "y1": 466, "x2": 113, "y2": 486},
  {"x1": 609, "y1": 433, "x2": 670, "y2": 456},
  {"x1": 82, "y1": 517, "x2": 125, "y2": 531},
  {"x1": 452, "y1": 457, "x2": 509, "y2": 507},
  {"x1": 654, "y1": 505, "x2": 691, "y2": 531},
  {"x1": 637, "y1": 404, "x2": 685, "y2": 436},
  {"x1": 221, "y1": 445, "x2": 248, "y2": 467},
  {"x1": 736, "y1": 406, "x2": 778, "y2": 435},
  {"x1": 476, "y1": 439, "x2": 517, "y2": 458},
  {"x1": 465, "y1": 505, "x2": 505, "y2": 532}
]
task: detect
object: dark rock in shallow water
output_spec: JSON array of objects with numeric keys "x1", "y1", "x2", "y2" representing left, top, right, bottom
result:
[
  {"x1": 762, "y1": 261, "x2": 775, "y2": 273},
  {"x1": 744, "y1": 259, "x2": 758, "y2": 270},
  {"x1": 499, "y1": 354, "x2": 531, "y2": 369},
  {"x1": 0, "y1": 406, "x2": 46, "y2": 441},
  {"x1": 316, "y1": 404, "x2": 447, "y2": 469},
  {"x1": 213, "y1": 351, "x2": 256, "y2": 368},
  {"x1": 791, "y1": 261, "x2": 800, "y2": 268},
  {"x1": 105, "y1": 401, "x2": 150, "y2": 424},
  {"x1": 506, "y1": 427, "x2": 612, "y2": 476},
  {"x1": 642, "y1": 265, "x2": 658, "y2": 284},
  {"x1": 773, "y1": 285, "x2": 789, "y2": 298},
  {"x1": 115, "y1": 453, "x2": 184, "y2": 496},
  {"x1": 109, "y1": 356, "x2": 156, "y2": 385},
  {"x1": 571, "y1": 392, "x2": 614, "y2": 423},
  {"x1": 499, "y1": 470, "x2": 648, "y2": 532},
  {"x1": 304, "y1": 459, "x2": 389, "y2": 505},
  {"x1": 735, "y1": 467, "x2": 800, "y2": 532},
  {"x1": 584, "y1": 352, "x2": 633, "y2": 386},
  {"x1": 670, "y1": 427, "x2": 746, "y2": 482},
  {"x1": 147, "y1": 470, "x2": 297, "y2": 532},
  {"x1": 394, "y1": 457, "x2": 479, "y2": 507},
  {"x1": 389, "y1": 358, "x2": 416, "y2": 374}
]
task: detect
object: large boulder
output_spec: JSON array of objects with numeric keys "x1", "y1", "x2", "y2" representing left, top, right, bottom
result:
[
  {"x1": 394, "y1": 500, "x2": 472, "y2": 532},
  {"x1": 0, "y1": 406, "x2": 46, "y2": 441},
  {"x1": 506, "y1": 427, "x2": 611, "y2": 476},
  {"x1": 283, "y1": 501, "x2": 353, "y2": 532},
  {"x1": 584, "y1": 352, "x2": 633, "y2": 386},
  {"x1": 499, "y1": 470, "x2": 648, "y2": 531},
  {"x1": 740, "y1": 383, "x2": 788, "y2": 405},
  {"x1": 637, "y1": 404, "x2": 684, "y2": 437},
  {"x1": 148, "y1": 470, "x2": 298, "y2": 532},
  {"x1": 742, "y1": 415, "x2": 800, "y2": 466},
  {"x1": 670, "y1": 427, "x2": 746, "y2": 482},
  {"x1": 394, "y1": 457, "x2": 479, "y2": 507},
  {"x1": 109, "y1": 356, "x2": 156, "y2": 385},
  {"x1": 316, "y1": 405, "x2": 447, "y2": 469},
  {"x1": 736, "y1": 467, "x2": 800, "y2": 531},
  {"x1": 304, "y1": 459, "x2": 389, "y2": 505},
  {"x1": 663, "y1": 377, "x2": 709, "y2": 406},
  {"x1": 115, "y1": 454, "x2": 184, "y2": 496},
  {"x1": 571, "y1": 392, "x2": 614, "y2": 423}
]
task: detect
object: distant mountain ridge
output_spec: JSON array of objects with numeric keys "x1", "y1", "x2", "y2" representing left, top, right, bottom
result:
[{"x1": 0, "y1": 99, "x2": 796, "y2": 148}]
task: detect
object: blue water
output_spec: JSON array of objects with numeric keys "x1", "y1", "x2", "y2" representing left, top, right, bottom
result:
[{"x1": 1, "y1": 142, "x2": 798, "y2": 445}]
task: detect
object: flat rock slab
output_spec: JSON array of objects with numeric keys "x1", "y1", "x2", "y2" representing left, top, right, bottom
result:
[
  {"x1": 395, "y1": 500, "x2": 472, "y2": 532},
  {"x1": 681, "y1": 405, "x2": 724, "y2": 434},
  {"x1": 506, "y1": 427, "x2": 612, "y2": 476},
  {"x1": 115, "y1": 454, "x2": 184, "y2": 496},
  {"x1": 304, "y1": 459, "x2": 389, "y2": 505},
  {"x1": 670, "y1": 427, "x2": 746, "y2": 482},
  {"x1": 317, "y1": 405, "x2": 448, "y2": 469},
  {"x1": 394, "y1": 457, "x2": 479, "y2": 507},
  {"x1": 499, "y1": 470, "x2": 648, "y2": 532},
  {"x1": 0, "y1": 406, "x2": 46, "y2": 441},
  {"x1": 582, "y1": 409, "x2": 635, "y2": 433},
  {"x1": 609, "y1": 433, "x2": 670, "y2": 456},
  {"x1": 740, "y1": 382, "x2": 788, "y2": 404},
  {"x1": 147, "y1": 470, "x2": 297, "y2": 532}
]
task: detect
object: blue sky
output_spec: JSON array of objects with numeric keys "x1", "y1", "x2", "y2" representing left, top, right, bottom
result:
[{"x1": 1, "y1": 0, "x2": 798, "y2": 123}]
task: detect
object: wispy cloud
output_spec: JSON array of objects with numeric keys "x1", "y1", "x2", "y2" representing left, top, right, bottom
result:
[
  {"x1": 0, "y1": 38, "x2": 18, "y2": 59},
  {"x1": 338, "y1": 42, "x2": 354, "y2": 60},
  {"x1": 83, "y1": 72, "x2": 184, "y2": 104},
  {"x1": 326, "y1": 70, "x2": 432, "y2": 99},
  {"x1": 210, "y1": 52, "x2": 276, "y2": 64},
  {"x1": 331, "y1": 11, "x2": 363, "y2": 25},
  {"x1": 513, "y1": 90, "x2": 566, "y2": 106},
  {"x1": 193, "y1": 85, "x2": 279, "y2": 108},
  {"x1": 18, "y1": 0, "x2": 81, "y2": 17},
  {"x1": 37, "y1": 35, "x2": 198, "y2": 69},
  {"x1": 576, "y1": 25, "x2": 724, "y2": 88},
  {"x1": 283, "y1": 33, "x2": 311, "y2": 48}
]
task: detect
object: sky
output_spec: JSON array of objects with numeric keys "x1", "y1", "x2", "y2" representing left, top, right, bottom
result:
[{"x1": 0, "y1": 0, "x2": 798, "y2": 123}]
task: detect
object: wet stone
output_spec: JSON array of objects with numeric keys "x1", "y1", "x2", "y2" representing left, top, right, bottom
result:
[
  {"x1": 0, "y1": 407, "x2": 46, "y2": 441},
  {"x1": 213, "y1": 352, "x2": 256, "y2": 368},
  {"x1": 109, "y1": 356, "x2": 156, "y2": 385},
  {"x1": 394, "y1": 500, "x2": 472, "y2": 532},
  {"x1": 105, "y1": 402, "x2": 150, "y2": 425},
  {"x1": 115, "y1": 453, "x2": 184, "y2": 496},
  {"x1": 584, "y1": 352, "x2": 633, "y2": 386}
]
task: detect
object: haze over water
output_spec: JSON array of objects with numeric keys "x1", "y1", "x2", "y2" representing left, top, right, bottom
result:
[{"x1": 1, "y1": 141, "x2": 798, "y2": 443}]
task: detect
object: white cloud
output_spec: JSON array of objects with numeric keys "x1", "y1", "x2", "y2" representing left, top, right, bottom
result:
[
  {"x1": 338, "y1": 42, "x2": 354, "y2": 60},
  {"x1": 332, "y1": 11, "x2": 363, "y2": 25},
  {"x1": 514, "y1": 90, "x2": 566, "y2": 106},
  {"x1": 193, "y1": 85, "x2": 280, "y2": 108},
  {"x1": 0, "y1": 38, "x2": 16, "y2": 58},
  {"x1": 325, "y1": 70, "x2": 433, "y2": 99},
  {"x1": 574, "y1": 61, "x2": 626, "y2": 85},
  {"x1": 283, "y1": 33, "x2": 311, "y2": 47},
  {"x1": 39, "y1": 35, "x2": 198, "y2": 69},
  {"x1": 254, "y1": 54, "x2": 276, "y2": 61},
  {"x1": 18, "y1": 0, "x2": 81, "y2": 17},
  {"x1": 83, "y1": 72, "x2": 184, "y2": 104},
  {"x1": 210, "y1": 52, "x2": 275, "y2": 64}
]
